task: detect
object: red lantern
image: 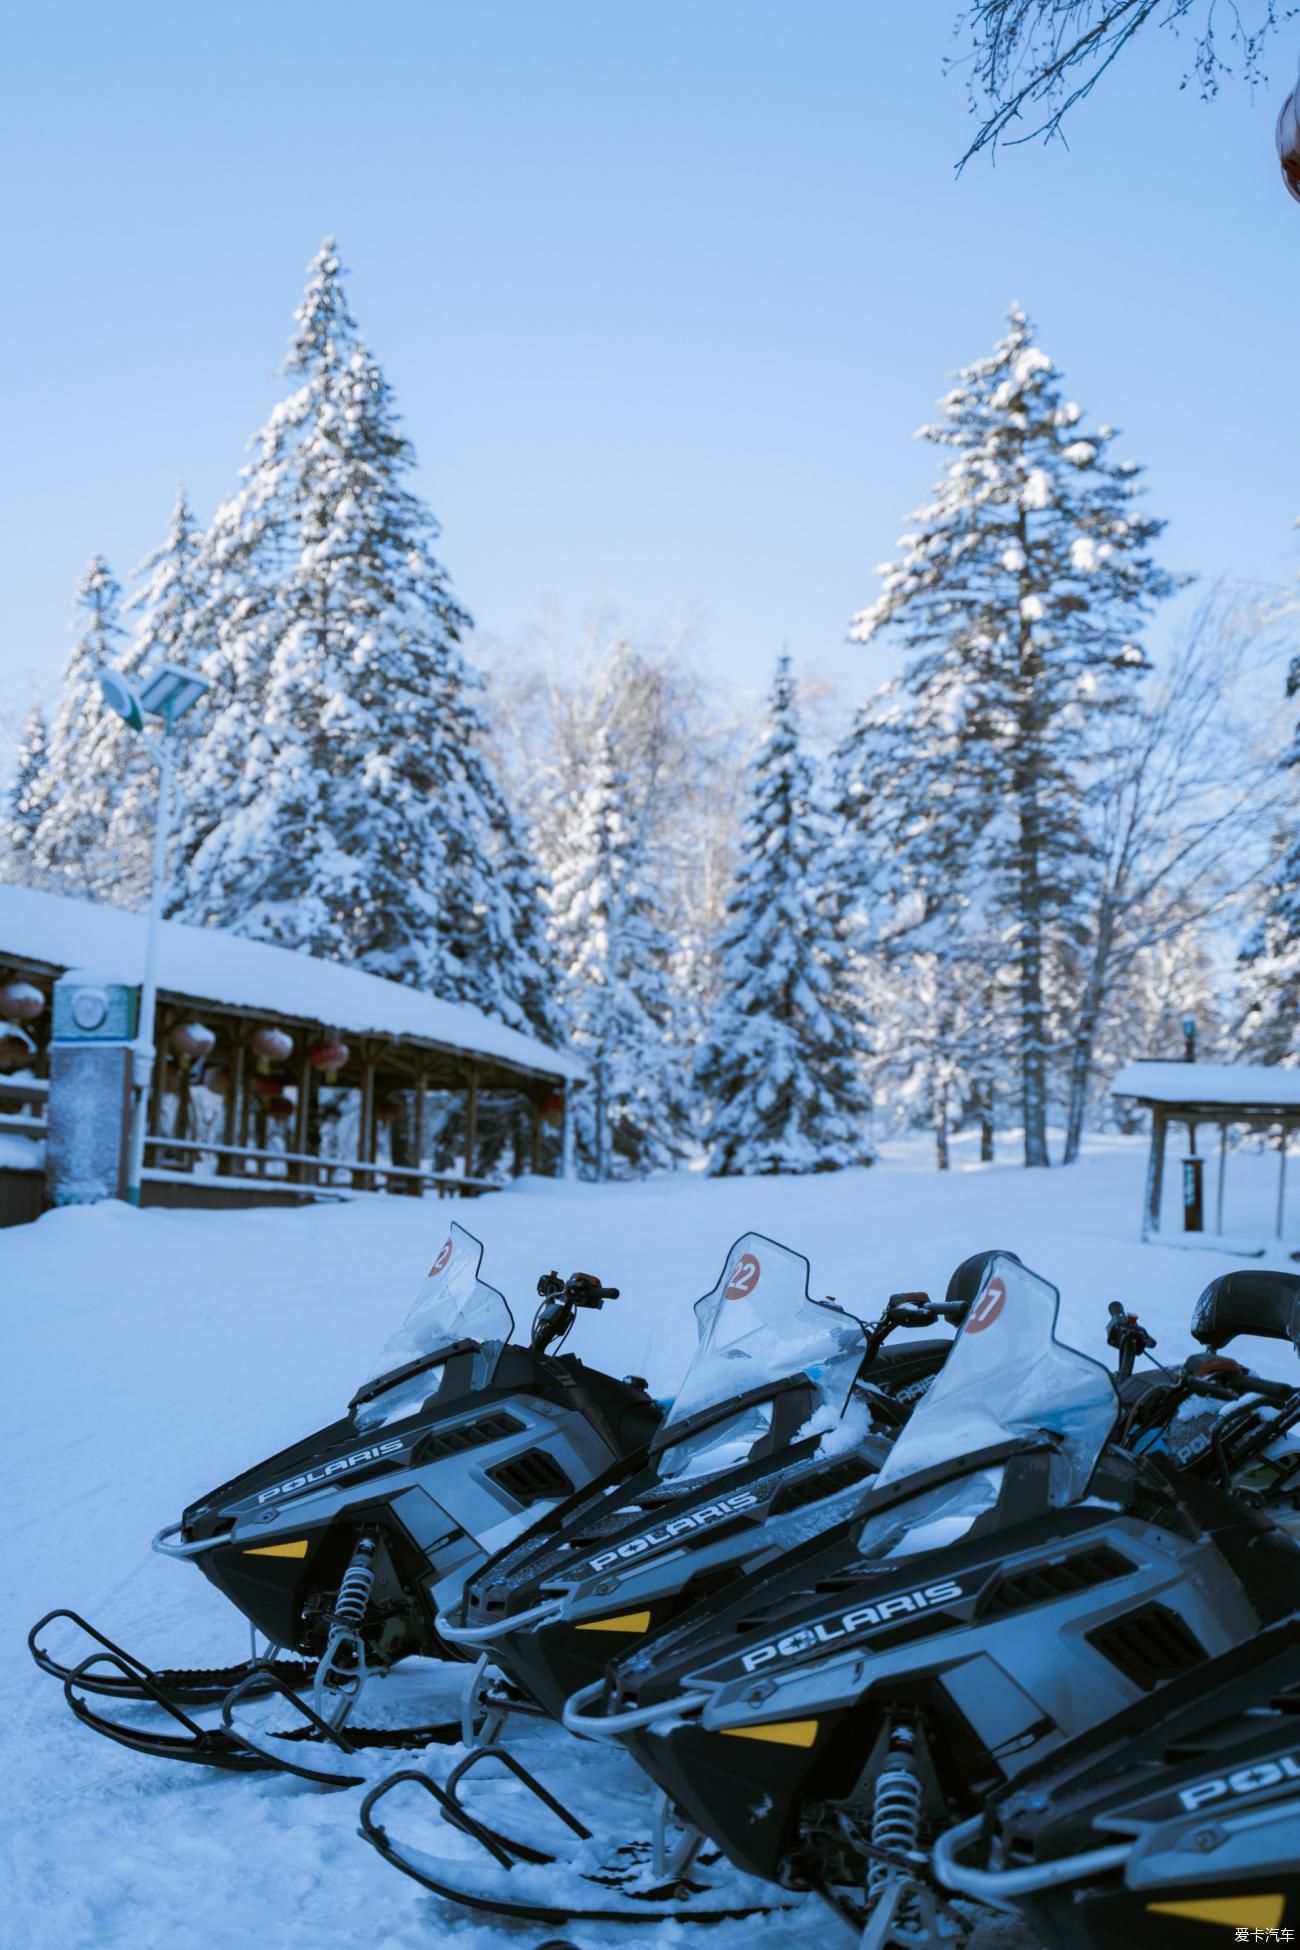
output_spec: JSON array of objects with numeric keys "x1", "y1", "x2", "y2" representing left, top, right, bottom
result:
[
  {"x1": 249, "y1": 1073, "x2": 284, "y2": 1101},
  {"x1": 1279, "y1": 72, "x2": 1300, "y2": 204},
  {"x1": 0, "y1": 1027, "x2": 35, "y2": 1071},
  {"x1": 201, "y1": 1064, "x2": 230, "y2": 1098},
  {"x1": 249, "y1": 1026, "x2": 293, "y2": 1074},
  {"x1": 376, "y1": 1097, "x2": 402, "y2": 1125},
  {"x1": 309, "y1": 1039, "x2": 350, "y2": 1084},
  {"x1": 540, "y1": 1092, "x2": 565, "y2": 1129},
  {"x1": 0, "y1": 979, "x2": 45, "y2": 1024},
  {"x1": 263, "y1": 1094, "x2": 294, "y2": 1121},
  {"x1": 168, "y1": 1021, "x2": 216, "y2": 1071}
]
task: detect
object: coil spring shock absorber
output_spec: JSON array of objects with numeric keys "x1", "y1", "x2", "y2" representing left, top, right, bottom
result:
[
  {"x1": 866, "y1": 1720, "x2": 923, "y2": 1901},
  {"x1": 313, "y1": 1534, "x2": 377, "y2": 1728}
]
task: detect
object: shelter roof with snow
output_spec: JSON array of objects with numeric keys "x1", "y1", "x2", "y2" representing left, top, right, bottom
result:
[{"x1": 0, "y1": 885, "x2": 582, "y2": 1086}]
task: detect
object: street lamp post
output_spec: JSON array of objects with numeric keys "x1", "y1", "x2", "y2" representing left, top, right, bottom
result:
[{"x1": 97, "y1": 662, "x2": 209, "y2": 1205}]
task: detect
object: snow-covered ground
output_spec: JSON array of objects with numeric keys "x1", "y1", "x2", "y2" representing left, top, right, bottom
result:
[{"x1": 5, "y1": 1133, "x2": 1299, "y2": 1950}]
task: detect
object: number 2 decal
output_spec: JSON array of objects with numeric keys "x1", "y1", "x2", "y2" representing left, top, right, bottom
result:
[
  {"x1": 430, "y1": 1238, "x2": 453, "y2": 1276},
  {"x1": 725, "y1": 1253, "x2": 762, "y2": 1300}
]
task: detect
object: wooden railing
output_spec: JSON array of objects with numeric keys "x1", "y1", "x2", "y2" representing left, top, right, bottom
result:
[
  {"x1": 0, "y1": 1075, "x2": 48, "y2": 1141},
  {"x1": 141, "y1": 1132, "x2": 500, "y2": 1200}
]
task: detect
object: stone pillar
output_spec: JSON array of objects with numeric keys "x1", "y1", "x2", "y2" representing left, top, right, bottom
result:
[{"x1": 45, "y1": 970, "x2": 137, "y2": 1207}]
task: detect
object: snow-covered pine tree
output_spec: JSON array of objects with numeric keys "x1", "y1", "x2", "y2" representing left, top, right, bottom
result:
[
  {"x1": 71, "y1": 491, "x2": 209, "y2": 907},
  {"x1": 1239, "y1": 541, "x2": 1300, "y2": 1063},
  {"x1": 848, "y1": 306, "x2": 1176, "y2": 1166},
  {"x1": 696, "y1": 654, "x2": 874, "y2": 1177},
  {"x1": 549, "y1": 725, "x2": 684, "y2": 1180},
  {"x1": 26, "y1": 557, "x2": 126, "y2": 896},
  {"x1": 1239, "y1": 814, "x2": 1300, "y2": 1064},
  {"x1": 177, "y1": 239, "x2": 552, "y2": 1028},
  {"x1": 1, "y1": 700, "x2": 49, "y2": 880}
]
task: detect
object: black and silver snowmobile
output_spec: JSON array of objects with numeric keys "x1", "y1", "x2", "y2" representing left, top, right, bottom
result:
[
  {"x1": 355, "y1": 1241, "x2": 1003, "y2": 1923},
  {"x1": 934, "y1": 1609, "x2": 1300, "y2": 1948},
  {"x1": 457, "y1": 1255, "x2": 1299, "y2": 1940},
  {"x1": 29, "y1": 1223, "x2": 660, "y2": 1786},
  {"x1": 434, "y1": 1233, "x2": 990, "y2": 1730}
]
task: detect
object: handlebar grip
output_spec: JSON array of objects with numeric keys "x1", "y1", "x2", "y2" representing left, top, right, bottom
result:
[{"x1": 601, "y1": 1286, "x2": 620, "y2": 1301}]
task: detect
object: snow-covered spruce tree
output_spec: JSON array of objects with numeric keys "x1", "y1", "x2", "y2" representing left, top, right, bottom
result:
[
  {"x1": 1239, "y1": 819, "x2": 1300, "y2": 1064},
  {"x1": 549, "y1": 725, "x2": 684, "y2": 1180},
  {"x1": 177, "y1": 239, "x2": 552, "y2": 1029},
  {"x1": 67, "y1": 491, "x2": 209, "y2": 907},
  {"x1": 848, "y1": 306, "x2": 1176, "y2": 1166},
  {"x1": 1, "y1": 700, "x2": 49, "y2": 881},
  {"x1": 697, "y1": 654, "x2": 874, "y2": 1177},
  {"x1": 1238, "y1": 552, "x2": 1300, "y2": 1063},
  {"x1": 26, "y1": 557, "x2": 126, "y2": 896},
  {"x1": 834, "y1": 673, "x2": 1015, "y2": 1168}
]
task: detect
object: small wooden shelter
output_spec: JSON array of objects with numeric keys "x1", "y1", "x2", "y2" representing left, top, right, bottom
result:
[
  {"x1": 0, "y1": 884, "x2": 582, "y2": 1221},
  {"x1": 1111, "y1": 1061, "x2": 1300, "y2": 1246}
]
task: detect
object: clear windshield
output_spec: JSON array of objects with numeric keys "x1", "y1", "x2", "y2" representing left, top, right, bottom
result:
[
  {"x1": 655, "y1": 1234, "x2": 865, "y2": 1481},
  {"x1": 873, "y1": 1252, "x2": 1117, "y2": 1508},
  {"x1": 352, "y1": 1224, "x2": 515, "y2": 1430}
]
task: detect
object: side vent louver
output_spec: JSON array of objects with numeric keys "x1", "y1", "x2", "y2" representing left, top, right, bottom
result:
[
  {"x1": 769, "y1": 1454, "x2": 876, "y2": 1518},
  {"x1": 488, "y1": 1449, "x2": 575, "y2": 1506},
  {"x1": 1087, "y1": 1604, "x2": 1207, "y2": 1691},
  {"x1": 412, "y1": 1410, "x2": 525, "y2": 1465},
  {"x1": 977, "y1": 1546, "x2": 1133, "y2": 1620}
]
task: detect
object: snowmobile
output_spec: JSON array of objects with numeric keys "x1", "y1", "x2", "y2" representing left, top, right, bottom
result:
[
  {"x1": 354, "y1": 1242, "x2": 1007, "y2": 1922},
  {"x1": 383, "y1": 1255, "x2": 1300, "y2": 1938},
  {"x1": 28, "y1": 1223, "x2": 661, "y2": 1786},
  {"x1": 933, "y1": 1607, "x2": 1300, "y2": 1949},
  {"x1": 432, "y1": 1235, "x2": 996, "y2": 1732}
]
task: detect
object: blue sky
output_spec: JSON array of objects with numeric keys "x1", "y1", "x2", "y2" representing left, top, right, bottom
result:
[{"x1": 2, "y1": 1, "x2": 1297, "y2": 732}]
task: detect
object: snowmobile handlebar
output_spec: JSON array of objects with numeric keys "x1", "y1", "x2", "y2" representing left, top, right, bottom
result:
[
  {"x1": 536, "y1": 1271, "x2": 620, "y2": 1308},
  {"x1": 1180, "y1": 1355, "x2": 1296, "y2": 1406},
  {"x1": 530, "y1": 1270, "x2": 620, "y2": 1356},
  {"x1": 863, "y1": 1290, "x2": 967, "y2": 1365}
]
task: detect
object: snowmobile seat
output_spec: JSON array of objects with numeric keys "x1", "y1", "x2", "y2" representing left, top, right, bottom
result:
[
  {"x1": 944, "y1": 1247, "x2": 1022, "y2": 1310},
  {"x1": 1192, "y1": 1270, "x2": 1300, "y2": 1355}
]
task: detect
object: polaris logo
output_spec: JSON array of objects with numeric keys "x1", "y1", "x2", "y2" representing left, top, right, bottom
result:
[
  {"x1": 586, "y1": 1489, "x2": 760, "y2": 1573},
  {"x1": 255, "y1": 1439, "x2": 405, "y2": 1504},
  {"x1": 740, "y1": 1579, "x2": 965, "y2": 1673},
  {"x1": 1178, "y1": 1749, "x2": 1300, "y2": 1812}
]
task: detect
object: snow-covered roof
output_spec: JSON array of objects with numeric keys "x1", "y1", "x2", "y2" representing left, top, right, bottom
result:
[
  {"x1": 1111, "y1": 1061, "x2": 1300, "y2": 1109},
  {"x1": 0, "y1": 884, "x2": 583, "y2": 1084}
]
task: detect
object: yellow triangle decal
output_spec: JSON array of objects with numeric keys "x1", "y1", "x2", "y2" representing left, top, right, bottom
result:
[
  {"x1": 720, "y1": 1719, "x2": 820, "y2": 1749},
  {"x1": 575, "y1": 1610, "x2": 652, "y2": 1634},
  {"x1": 1147, "y1": 1896, "x2": 1285, "y2": 1929},
  {"x1": 243, "y1": 1539, "x2": 310, "y2": 1559}
]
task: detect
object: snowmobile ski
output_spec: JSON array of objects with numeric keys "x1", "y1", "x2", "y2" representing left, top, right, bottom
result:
[{"x1": 357, "y1": 1745, "x2": 807, "y2": 1923}]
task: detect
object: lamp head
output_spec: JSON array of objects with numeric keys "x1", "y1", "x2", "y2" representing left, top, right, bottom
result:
[{"x1": 97, "y1": 670, "x2": 145, "y2": 731}]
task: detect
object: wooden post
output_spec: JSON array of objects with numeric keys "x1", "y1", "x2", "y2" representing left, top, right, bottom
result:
[
  {"x1": 225, "y1": 1039, "x2": 242, "y2": 1154},
  {"x1": 1216, "y1": 1121, "x2": 1228, "y2": 1235},
  {"x1": 1277, "y1": 1126, "x2": 1289, "y2": 1242},
  {"x1": 463, "y1": 1063, "x2": 479, "y2": 1184},
  {"x1": 293, "y1": 1048, "x2": 312, "y2": 1184},
  {"x1": 414, "y1": 1069, "x2": 427, "y2": 1196},
  {"x1": 148, "y1": 1011, "x2": 168, "y2": 1168},
  {"x1": 561, "y1": 1083, "x2": 575, "y2": 1181},
  {"x1": 358, "y1": 1054, "x2": 375, "y2": 1191},
  {"x1": 1142, "y1": 1108, "x2": 1167, "y2": 1241},
  {"x1": 530, "y1": 1096, "x2": 543, "y2": 1176}
]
